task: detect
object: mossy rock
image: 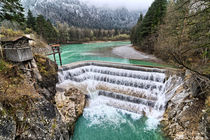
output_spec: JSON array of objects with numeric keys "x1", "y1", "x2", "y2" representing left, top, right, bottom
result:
[{"x1": 34, "y1": 54, "x2": 57, "y2": 78}]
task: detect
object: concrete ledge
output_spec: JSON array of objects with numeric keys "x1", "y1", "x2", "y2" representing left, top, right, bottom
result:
[{"x1": 58, "y1": 61, "x2": 172, "y2": 73}]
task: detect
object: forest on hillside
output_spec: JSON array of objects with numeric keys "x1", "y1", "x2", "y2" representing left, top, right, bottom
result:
[
  {"x1": 131, "y1": 0, "x2": 210, "y2": 78},
  {"x1": 131, "y1": 0, "x2": 210, "y2": 96},
  {"x1": 0, "y1": 0, "x2": 209, "y2": 80},
  {"x1": 25, "y1": 10, "x2": 130, "y2": 43},
  {"x1": 0, "y1": 0, "x2": 130, "y2": 44},
  {"x1": 20, "y1": 0, "x2": 140, "y2": 30}
]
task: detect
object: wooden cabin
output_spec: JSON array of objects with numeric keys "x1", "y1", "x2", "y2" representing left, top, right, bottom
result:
[{"x1": 1, "y1": 36, "x2": 33, "y2": 62}]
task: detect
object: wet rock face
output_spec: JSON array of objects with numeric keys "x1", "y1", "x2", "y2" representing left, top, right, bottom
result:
[
  {"x1": 55, "y1": 87, "x2": 86, "y2": 135},
  {"x1": 162, "y1": 71, "x2": 207, "y2": 140}
]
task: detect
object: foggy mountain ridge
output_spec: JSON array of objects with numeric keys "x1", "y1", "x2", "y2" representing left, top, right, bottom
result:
[{"x1": 21, "y1": 0, "x2": 142, "y2": 29}]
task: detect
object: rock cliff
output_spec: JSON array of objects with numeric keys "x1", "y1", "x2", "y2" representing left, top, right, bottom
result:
[
  {"x1": 162, "y1": 70, "x2": 210, "y2": 140},
  {"x1": 0, "y1": 55, "x2": 85, "y2": 139}
]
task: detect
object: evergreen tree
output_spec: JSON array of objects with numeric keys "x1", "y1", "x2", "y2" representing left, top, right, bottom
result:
[
  {"x1": 0, "y1": 0, "x2": 25, "y2": 23},
  {"x1": 45, "y1": 19, "x2": 58, "y2": 43},
  {"x1": 26, "y1": 10, "x2": 36, "y2": 30},
  {"x1": 131, "y1": 13, "x2": 144, "y2": 44},
  {"x1": 137, "y1": 13, "x2": 143, "y2": 25},
  {"x1": 130, "y1": 26, "x2": 137, "y2": 44},
  {"x1": 114, "y1": 29, "x2": 119, "y2": 36},
  {"x1": 155, "y1": 0, "x2": 210, "y2": 77},
  {"x1": 35, "y1": 15, "x2": 46, "y2": 36},
  {"x1": 35, "y1": 15, "x2": 58, "y2": 43},
  {"x1": 130, "y1": 0, "x2": 167, "y2": 53},
  {"x1": 98, "y1": 28, "x2": 103, "y2": 38}
]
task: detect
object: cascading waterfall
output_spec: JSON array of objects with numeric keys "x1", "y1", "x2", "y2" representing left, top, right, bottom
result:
[{"x1": 57, "y1": 62, "x2": 183, "y2": 130}]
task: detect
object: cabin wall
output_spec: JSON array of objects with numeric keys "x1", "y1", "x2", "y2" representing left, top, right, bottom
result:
[
  {"x1": 4, "y1": 48, "x2": 33, "y2": 62},
  {"x1": 19, "y1": 48, "x2": 33, "y2": 61}
]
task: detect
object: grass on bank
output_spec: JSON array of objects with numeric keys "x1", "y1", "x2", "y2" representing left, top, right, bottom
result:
[{"x1": 0, "y1": 59, "x2": 38, "y2": 103}]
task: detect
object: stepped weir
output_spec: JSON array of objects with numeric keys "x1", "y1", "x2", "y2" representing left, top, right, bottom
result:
[{"x1": 57, "y1": 61, "x2": 183, "y2": 120}]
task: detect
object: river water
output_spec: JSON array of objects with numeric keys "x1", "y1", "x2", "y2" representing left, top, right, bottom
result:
[
  {"x1": 72, "y1": 93, "x2": 167, "y2": 140},
  {"x1": 73, "y1": 104, "x2": 166, "y2": 140},
  {"x1": 51, "y1": 41, "x2": 169, "y2": 140},
  {"x1": 50, "y1": 41, "x2": 167, "y2": 67}
]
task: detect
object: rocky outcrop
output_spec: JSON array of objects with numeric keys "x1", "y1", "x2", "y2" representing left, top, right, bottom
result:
[
  {"x1": 55, "y1": 87, "x2": 86, "y2": 135},
  {"x1": 0, "y1": 96, "x2": 69, "y2": 140},
  {"x1": 0, "y1": 103, "x2": 16, "y2": 140},
  {"x1": 34, "y1": 55, "x2": 58, "y2": 102},
  {"x1": 162, "y1": 70, "x2": 209, "y2": 140},
  {"x1": 0, "y1": 56, "x2": 71, "y2": 139}
]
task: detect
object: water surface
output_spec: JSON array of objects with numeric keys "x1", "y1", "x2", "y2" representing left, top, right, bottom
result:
[
  {"x1": 50, "y1": 41, "x2": 167, "y2": 67},
  {"x1": 52, "y1": 41, "x2": 168, "y2": 140},
  {"x1": 72, "y1": 95, "x2": 167, "y2": 140}
]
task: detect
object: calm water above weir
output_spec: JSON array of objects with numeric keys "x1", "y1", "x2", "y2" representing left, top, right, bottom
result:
[
  {"x1": 52, "y1": 41, "x2": 169, "y2": 140},
  {"x1": 50, "y1": 41, "x2": 166, "y2": 67}
]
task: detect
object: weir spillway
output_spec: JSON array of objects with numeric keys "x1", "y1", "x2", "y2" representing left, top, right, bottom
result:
[{"x1": 57, "y1": 61, "x2": 182, "y2": 119}]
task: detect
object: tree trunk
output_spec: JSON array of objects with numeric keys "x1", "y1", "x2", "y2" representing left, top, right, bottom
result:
[{"x1": 0, "y1": 45, "x2": 3, "y2": 59}]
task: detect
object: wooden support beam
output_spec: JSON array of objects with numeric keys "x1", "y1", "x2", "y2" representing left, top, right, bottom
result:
[
  {"x1": 50, "y1": 45, "x2": 63, "y2": 66},
  {"x1": 52, "y1": 48, "x2": 56, "y2": 63},
  {"x1": 58, "y1": 47, "x2": 62, "y2": 66}
]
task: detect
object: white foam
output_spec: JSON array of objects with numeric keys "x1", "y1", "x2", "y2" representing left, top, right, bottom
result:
[{"x1": 57, "y1": 64, "x2": 183, "y2": 129}]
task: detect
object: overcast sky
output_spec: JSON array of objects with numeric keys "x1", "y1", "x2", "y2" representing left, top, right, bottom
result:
[{"x1": 80, "y1": 0, "x2": 154, "y2": 11}]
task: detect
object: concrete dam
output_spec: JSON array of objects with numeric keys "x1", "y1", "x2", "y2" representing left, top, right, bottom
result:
[{"x1": 57, "y1": 61, "x2": 183, "y2": 120}]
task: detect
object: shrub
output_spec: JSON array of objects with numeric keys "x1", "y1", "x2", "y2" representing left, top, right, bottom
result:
[
  {"x1": 0, "y1": 59, "x2": 12, "y2": 72},
  {"x1": 24, "y1": 28, "x2": 33, "y2": 34},
  {"x1": 0, "y1": 27, "x2": 24, "y2": 37},
  {"x1": 113, "y1": 34, "x2": 130, "y2": 40}
]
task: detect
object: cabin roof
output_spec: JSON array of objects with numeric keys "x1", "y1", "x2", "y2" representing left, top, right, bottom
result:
[{"x1": 0, "y1": 36, "x2": 33, "y2": 43}]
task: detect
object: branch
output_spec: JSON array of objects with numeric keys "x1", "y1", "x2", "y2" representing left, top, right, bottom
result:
[
  {"x1": 180, "y1": 42, "x2": 210, "y2": 55},
  {"x1": 173, "y1": 0, "x2": 191, "y2": 11},
  {"x1": 194, "y1": 74, "x2": 210, "y2": 96},
  {"x1": 3, "y1": 84, "x2": 10, "y2": 94},
  {"x1": 169, "y1": 51, "x2": 210, "y2": 79}
]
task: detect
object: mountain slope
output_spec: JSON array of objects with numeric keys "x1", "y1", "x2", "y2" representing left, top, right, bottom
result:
[{"x1": 21, "y1": 0, "x2": 140, "y2": 29}]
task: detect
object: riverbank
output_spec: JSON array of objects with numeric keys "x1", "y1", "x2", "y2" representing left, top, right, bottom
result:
[
  {"x1": 83, "y1": 40, "x2": 130, "y2": 44},
  {"x1": 112, "y1": 45, "x2": 163, "y2": 63},
  {"x1": 62, "y1": 40, "x2": 130, "y2": 45}
]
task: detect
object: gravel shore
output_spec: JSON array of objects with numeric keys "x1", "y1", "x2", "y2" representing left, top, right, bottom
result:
[{"x1": 112, "y1": 45, "x2": 161, "y2": 62}]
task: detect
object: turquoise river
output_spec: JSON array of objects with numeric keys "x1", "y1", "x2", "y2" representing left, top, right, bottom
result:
[
  {"x1": 50, "y1": 41, "x2": 167, "y2": 67},
  {"x1": 49, "y1": 41, "x2": 168, "y2": 140}
]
